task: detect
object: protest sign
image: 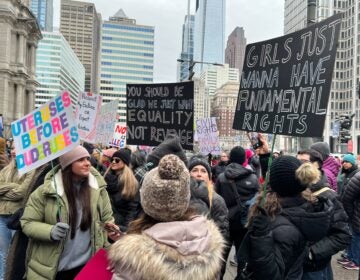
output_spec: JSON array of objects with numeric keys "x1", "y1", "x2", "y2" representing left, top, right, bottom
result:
[
  {"x1": 109, "y1": 123, "x2": 127, "y2": 148},
  {"x1": 11, "y1": 91, "x2": 79, "y2": 174},
  {"x1": 75, "y1": 92, "x2": 102, "y2": 143},
  {"x1": 233, "y1": 13, "x2": 342, "y2": 137},
  {"x1": 95, "y1": 100, "x2": 118, "y2": 146},
  {"x1": 196, "y1": 117, "x2": 221, "y2": 155},
  {"x1": 126, "y1": 81, "x2": 194, "y2": 150}
]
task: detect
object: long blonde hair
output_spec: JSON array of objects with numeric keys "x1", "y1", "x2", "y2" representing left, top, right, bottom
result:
[
  {"x1": 207, "y1": 180, "x2": 214, "y2": 209},
  {"x1": 118, "y1": 164, "x2": 138, "y2": 199}
]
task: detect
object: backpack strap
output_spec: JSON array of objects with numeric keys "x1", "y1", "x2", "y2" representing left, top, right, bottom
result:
[
  {"x1": 312, "y1": 187, "x2": 332, "y2": 196},
  {"x1": 229, "y1": 180, "x2": 244, "y2": 212}
]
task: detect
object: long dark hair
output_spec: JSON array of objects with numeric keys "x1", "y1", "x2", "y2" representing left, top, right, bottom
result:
[{"x1": 61, "y1": 167, "x2": 92, "y2": 239}]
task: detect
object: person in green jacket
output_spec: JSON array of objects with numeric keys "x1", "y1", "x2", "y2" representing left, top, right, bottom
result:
[
  {"x1": 21, "y1": 145, "x2": 118, "y2": 280},
  {"x1": 0, "y1": 142, "x2": 36, "y2": 280}
]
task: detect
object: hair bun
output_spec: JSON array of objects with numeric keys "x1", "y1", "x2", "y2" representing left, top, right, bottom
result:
[
  {"x1": 158, "y1": 154, "x2": 186, "y2": 179},
  {"x1": 295, "y1": 162, "x2": 320, "y2": 187}
]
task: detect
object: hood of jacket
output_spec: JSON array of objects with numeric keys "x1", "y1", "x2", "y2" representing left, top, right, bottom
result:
[
  {"x1": 224, "y1": 162, "x2": 254, "y2": 180},
  {"x1": 323, "y1": 156, "x2": 340, "y2": 177},
  {"x1": 42, "y1": 165, "x2": 107, "y2": 196},
  {"x1": 280, "y1": 196, "x2": 333, "y2": 243},
  {"x1": 309, "y1": 170, "x2": 329, "y2": 192},
  {"x1": 108, "y1": 216, "x2": 224, "y2": 280}
]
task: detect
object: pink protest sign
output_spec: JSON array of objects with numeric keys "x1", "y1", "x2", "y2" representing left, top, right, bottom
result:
[{"x1": 11, "y1": 91, "x2": 80, "y2": 174}]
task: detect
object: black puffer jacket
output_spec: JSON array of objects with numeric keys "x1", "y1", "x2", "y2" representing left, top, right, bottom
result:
[
  {"x1": 339, "y1": 165, "x2": 359, "y2": 196},
  {"x1": 342, "y1": 171, "x2": 360, "y2": 232},
  {"x1": 212, "y1": 161, "x2": 228, "y2": 182},
  {"x1": 216, "y1": 163, "x2": 259, "y2": 231},
  {"x1": 190, "y1": 179, "x2": 229, "y2": 240},
  {"x1": 105, "y1": 173, "x2": 140, "y2": 232},
  {"x1": 303, "y1": 172, "x2": 351, "y2": 272},
  {"x1": 249, "y1": 196, "x2": 333, "y2": 280}
]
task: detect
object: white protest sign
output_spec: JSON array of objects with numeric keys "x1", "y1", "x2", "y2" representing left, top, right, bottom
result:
[
  {"x1": 11, "y1": 91, "x2": 79, "y2": 174},
  {"x1": 196, "y1": 117, "x2": 221, "y2": 156},
  {"x1": 75, "y1": 92, "x2": 102, "y2": 143},
  {"x1": 95, "y1": 100, "x2": 118, "y2": 146},
  {"x1": 109, "y1": 123, "x2": 127, "y2": 148}
]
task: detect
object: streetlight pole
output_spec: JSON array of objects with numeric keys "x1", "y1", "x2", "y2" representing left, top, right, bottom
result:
[{"x1": 177, "y1": 59, "x2": 224, "y2": 80}]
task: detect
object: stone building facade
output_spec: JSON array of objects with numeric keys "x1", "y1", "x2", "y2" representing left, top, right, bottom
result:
[{"x1": 0, "y1": 0, "x2": 42, "y2": 135}]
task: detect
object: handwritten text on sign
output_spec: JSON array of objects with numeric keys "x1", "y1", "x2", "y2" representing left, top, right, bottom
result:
[
  {"x1": 95, "y1": 100, "x2": 118, "y2": 146},
  {"x1": 109, "y1": 123, "x2": 127, "y2": 148},
  {"x1": 196, "y1": 117, "x2": 221, "y2": 155},
  {"x1": 11, "y1": 91, "x2": 79, "y2": 174},
  {"x1": 126, "y1": 82, "x2": 194, "y2": 150},
  {"x1": 75, "y1": 92, "x2": 102, "y2": 143},
  {"x1": 233, "y1": 14, "x2": 342, "y2": 137}
]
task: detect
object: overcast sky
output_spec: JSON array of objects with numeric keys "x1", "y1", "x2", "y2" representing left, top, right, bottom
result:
[{"x1": 54, "y1": 0, "x2": 284, "y2": 82}]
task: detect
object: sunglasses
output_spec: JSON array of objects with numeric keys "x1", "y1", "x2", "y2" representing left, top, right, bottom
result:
[{"x1": 111, "y1": 157, "x2": 122, "y2": 164}]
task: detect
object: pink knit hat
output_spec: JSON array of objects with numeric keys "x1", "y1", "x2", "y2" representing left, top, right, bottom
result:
[
  {"x1": 243, "y1": 149, "x2": 254, "y2": 167},
  {"x1": 59, "y1": 146, "x2": 90, "y2": 170}
]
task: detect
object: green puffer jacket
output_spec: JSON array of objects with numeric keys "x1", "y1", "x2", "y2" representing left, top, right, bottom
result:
[
  {"x1": 0, "y1": 160, "x2": 36, "y2": 215},
  {"x1": 21, "y1": 166, "x2": 114, "y2": 280}
]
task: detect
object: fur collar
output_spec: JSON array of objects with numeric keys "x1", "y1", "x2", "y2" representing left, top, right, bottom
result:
[
  {"x1": 108, "y1": 218, "x2": 224, "y2": 280},
  {"x1": 50, "y1": 169, "x2": 99, "y2": 196}
]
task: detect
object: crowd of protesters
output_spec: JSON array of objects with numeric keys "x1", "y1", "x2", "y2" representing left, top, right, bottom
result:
[{"x1": 0, "y1": 134, "x2": 359, "y2": 280}]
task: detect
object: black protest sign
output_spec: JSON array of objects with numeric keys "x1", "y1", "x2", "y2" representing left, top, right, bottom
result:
[
  {"x1": 126, "y1": 81, "x2": 194, "y2": 149},
  {"x1": 233, "y1": 13, "x2": 342, "y2": 137}
]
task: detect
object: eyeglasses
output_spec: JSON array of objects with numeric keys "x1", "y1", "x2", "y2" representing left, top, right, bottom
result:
[{"x1": 112, "y1": 157, "x2": 122, "y2": 164}]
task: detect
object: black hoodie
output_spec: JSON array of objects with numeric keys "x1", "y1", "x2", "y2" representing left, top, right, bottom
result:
[
  {"x1": 216, "y1": 162, "x2": 260, "y2": 205},
  {"x1": 248, "y1": 196, "x2": 333, "y2": 280}
]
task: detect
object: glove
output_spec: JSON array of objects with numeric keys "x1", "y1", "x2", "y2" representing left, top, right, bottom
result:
[
  {"x1": 249, "y1": 207, "x2": 270, "y2": 237},
  {"x1": 50, "y1": 222, "x2": 70, "y2": 241}
]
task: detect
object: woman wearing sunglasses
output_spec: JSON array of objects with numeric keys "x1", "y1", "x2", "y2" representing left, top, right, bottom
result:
[{"x1": 104, "y1": 149, "x2": 140, "y2": 232}]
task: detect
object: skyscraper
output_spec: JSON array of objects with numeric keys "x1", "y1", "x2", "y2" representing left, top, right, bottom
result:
[
  {"x1": 0, "y1": 0, "x2": 42, "y2": 132},
  {"x1": 178, "y1": 14, "x2": 195, "y2": 81},
  {"x1": 284, "y1": 0, "x2": 332, "y2": 34},
  {"x1": 100, "y1": 9, "x2": 154, "y2": 123},
  {"x1": 199, "y1": 64, "x2": 239, "y2": 119},
  {"x1": 30, "y1": 0, "x2": 53, "y2": 31},
  {"x1": 225, "y1": 27, "x2": 247, "y2": 76},
  {"x1": 34, "y1": 32, "x2": 85, "y2": 108},
  {"x1": 193, "y1": 0, "x2": 225, "y2": 73},
  {"x1": 60, "y1": 0, "x2": 101, "y2": 93},
  {"x1": 284, "y1": 0, "x2": 360, "y2": 154}
]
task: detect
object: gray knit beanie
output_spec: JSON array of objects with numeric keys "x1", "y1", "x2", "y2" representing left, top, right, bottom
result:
[
  {"x1": 310, "y1": 142, "x2": 330, "y2": 159},
  {"x1": 140, "y1": 154, "x2": 191, "y2": 222},
  {"x1": 59, "y1": 146, "x2": 90, "y2": 170}
]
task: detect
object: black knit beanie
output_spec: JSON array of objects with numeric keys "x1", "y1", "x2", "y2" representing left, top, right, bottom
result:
[
  {"x1": 229, "y1": 146, "x2": 246, "y2": 165},
  {"x1": 112, "y1": 149, "x2": 131, "y2": 166},
  {"x1": 188, "y1": 155, "x2": 212, "y2": 179},
  {"x1": 269, "y1": 156, "x2": 306, "y2": 197},
  {"x1": 146, "y1": 136, "x2": 187, "y2": 168}
]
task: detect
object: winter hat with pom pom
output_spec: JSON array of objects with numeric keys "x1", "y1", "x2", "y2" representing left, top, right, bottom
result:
[{"x1": 140, "y1": 154, "x2": 191, "y2": 222}]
